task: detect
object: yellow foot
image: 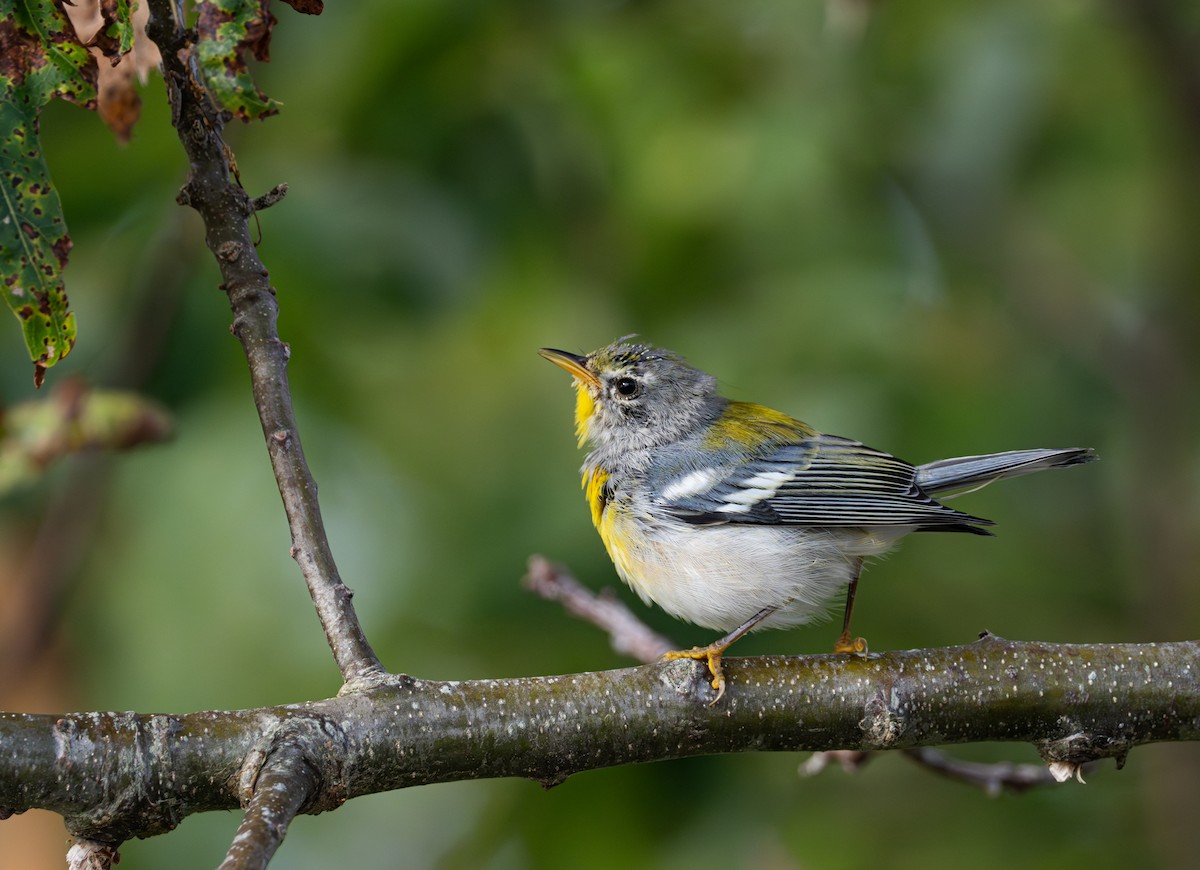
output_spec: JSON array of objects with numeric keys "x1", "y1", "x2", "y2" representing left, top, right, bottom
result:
[
  {"x1": 662, "y1": 645, "x2": 728, "y2": 704},
  {"x1": 833, "y1": 634, "x2": 869, "y2": 655}
]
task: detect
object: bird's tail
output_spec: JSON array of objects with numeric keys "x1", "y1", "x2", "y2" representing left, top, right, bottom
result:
[{"x1": 916, "y1": 448, "x2": 1096, "y2": 497}]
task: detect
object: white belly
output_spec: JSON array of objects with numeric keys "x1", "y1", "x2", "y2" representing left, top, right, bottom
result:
[{"x1": 602, "y1": 510, "x2": 908, "y2": 633}]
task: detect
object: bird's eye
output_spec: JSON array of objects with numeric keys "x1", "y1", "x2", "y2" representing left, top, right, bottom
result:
[{"x1": 614, "y1": 377, "x2": 638, "y2": 397}]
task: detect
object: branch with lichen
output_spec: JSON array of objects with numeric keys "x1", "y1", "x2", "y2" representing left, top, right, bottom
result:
[
  {"x1": 523, "y1": 555, "x2": 1192, "y2": 790},
  {"x1": 2, "y1": 635, "x2": 1198, "y2": 851}
]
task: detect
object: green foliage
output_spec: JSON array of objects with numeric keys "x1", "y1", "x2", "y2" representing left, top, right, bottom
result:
[
  {"x1": 0, "y1": 0, "x2": 94, "y2": 384},
  {"x1": 192, "y1": 0, "x2": 320, "y2": 120},
  {"x1": 0, "y1": 0, "x2": 314, "y2": 384},
  {"x1": 92, "y1": 0, "x2": 138, "y2": 57},
  {"x1": 194, "y1": 0, "x2": 282, "y2": 120}
]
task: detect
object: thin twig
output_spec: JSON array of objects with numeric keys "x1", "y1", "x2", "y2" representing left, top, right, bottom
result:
[
  {"x1": 144, "y1": 0, "x2": 382, "y2": 684},
  {"x1": 797, "y1": 750, "x2": 874, "y2": 777},
  {"x1": 901, "y1": 747, "x2": 1076, "y2": 795},
  {"x1": 217, "y1": 742, "x2": 319, "y2": 870},
  {"x1": 251, "y1": 183, "x2": 289, "y2": 213},
  {"x1": 523, "y1": 556, "x2": 674, "y2": 663}
]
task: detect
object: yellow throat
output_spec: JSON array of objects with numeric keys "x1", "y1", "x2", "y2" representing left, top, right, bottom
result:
[{"x1": 573, "y1": 382, "x2": 596, "y2": 447}]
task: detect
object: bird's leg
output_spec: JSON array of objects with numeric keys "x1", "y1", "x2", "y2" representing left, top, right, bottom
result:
[
  {"x1": 833, "y1": 556, "x2": 869, "y2": 654},
  {"x1": 662, "y1": 604, "x2": 780, "y2": 704}
]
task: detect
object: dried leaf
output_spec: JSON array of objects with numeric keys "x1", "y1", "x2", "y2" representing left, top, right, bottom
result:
[
  {"x1": 96, "y1": 58, "x2": 141, "y2": 142},
  {"x1": 279, "y1": 0, "x2": 324, "y2": 13},
  {"x1": 1046, "y1": 761, "x2": 1086, "y2": 784},
  {"x1": 64, "y1": 0, "x2": 160, "y2": 143},
  {"x1": 126, "y1": 1, "x2": 162, "y2": 85}
]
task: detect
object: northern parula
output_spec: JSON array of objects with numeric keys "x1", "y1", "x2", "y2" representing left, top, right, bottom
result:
[{"x1": 541, "y1": 339, "x2": 1095, "y2": 702}]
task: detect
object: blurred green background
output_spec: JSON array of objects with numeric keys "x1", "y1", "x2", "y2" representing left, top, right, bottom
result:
[{"x1": 3, "y1": 0, "x2": 1199, "y2": 867}]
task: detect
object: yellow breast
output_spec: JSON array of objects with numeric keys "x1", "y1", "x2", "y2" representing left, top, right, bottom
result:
[{"x1": 583, "y1": 467, "x2": 638, "y2": 586}]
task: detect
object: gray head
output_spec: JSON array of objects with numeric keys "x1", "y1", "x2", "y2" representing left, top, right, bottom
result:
[{"x1": 540, "y1": 340, "x2": 719, "y2": 452}]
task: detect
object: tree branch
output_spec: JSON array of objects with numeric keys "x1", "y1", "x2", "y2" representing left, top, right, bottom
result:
[
  {"x1": 901, "y1": 747, "x2": 1071, "y2": 794},
  {"x1": 2, "y1": 636, "x2": 1197, "y2": 845},
  {"x1": 216, "y1": 723, "x2": 324, "y2": 870},
  {"x1": 143, "y1": 0, "x2": 381, "y2": 685},
  {"x1": 799, "y1": 746, "x2": 1080, "y2": 795},
  {"x1": 523, "y1": 555, "x2": 674, "y2": 663},
  {"x1": 524, "y1": 556, "x2": 1178, "y2": 790}
]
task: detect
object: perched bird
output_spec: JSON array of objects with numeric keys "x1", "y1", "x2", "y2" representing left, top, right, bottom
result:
[{"x1": 540, "y1": 339, "x2": 1095, "y2": 702}]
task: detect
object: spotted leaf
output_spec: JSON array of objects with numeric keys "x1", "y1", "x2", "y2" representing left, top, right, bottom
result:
[
  {"x1": 0, "y1": 1, "x2": 96, "y2": 385},
  {"x1": 195, "y1": 0, "x2": 282, "y2": 121}
]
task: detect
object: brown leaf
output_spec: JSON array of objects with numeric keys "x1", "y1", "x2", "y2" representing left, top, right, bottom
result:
[
  {"x1": 63, "y1": 0, "x2": 161, "y2": 143},
  {"x1": 97, "y1": 60, "x2": 141, "y2": 144},
  {"x1": 279, "y1": 0, "x2": 324, "y2": 14},
  {"x1": 127, "y1": 1, "x2": 162, "y2": 85},
  {"x1": 62, "y1": 1, "x2": 107, "y2": 57}
]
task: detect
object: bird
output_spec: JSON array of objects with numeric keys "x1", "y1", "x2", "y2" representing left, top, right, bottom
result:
[{"x1": 540, "y1": 339, "x2": 1096, "y2": 702}]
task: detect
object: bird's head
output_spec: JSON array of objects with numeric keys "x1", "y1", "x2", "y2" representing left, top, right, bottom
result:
[{"x1": 539, "y1": 340, "x2": 718, "y2": 451}]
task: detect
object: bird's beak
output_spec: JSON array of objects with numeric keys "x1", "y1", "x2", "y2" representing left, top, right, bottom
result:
[{"x1": 539, "y1": 347, "x2": 600, "y2": 387}]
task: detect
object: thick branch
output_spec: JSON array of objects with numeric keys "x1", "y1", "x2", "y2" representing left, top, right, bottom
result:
[
  {"x1": 143, "y1": 1, "x2": 381, "y2": 683},
  {"x1": 525, "y1": 556, "x2": 1097, "y2": 791},
  {"x1": 2, "y1": 637, "x2": 1197, "y2": 844}
]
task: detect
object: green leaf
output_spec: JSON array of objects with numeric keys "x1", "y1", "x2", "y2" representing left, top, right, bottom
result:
[
  {"x1": 0, "y1": 379, "x2": 174, "y2": 494},
  {"x1": 0, "y1": 0, "x2": 96, "y2": 385},
  {"x1": 195, "y1": 0, "x2": 282, "y2": 121},
  {"x1": 93, "y1": 0, "x2": 138, "y2": 60}
]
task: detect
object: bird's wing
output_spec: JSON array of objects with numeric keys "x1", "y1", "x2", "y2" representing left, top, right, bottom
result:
[{"x1": 655, "y1": 432, "x2": 993, "y2": 533}]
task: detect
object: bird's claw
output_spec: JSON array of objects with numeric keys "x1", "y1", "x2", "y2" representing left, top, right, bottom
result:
[
  {"x1": 662, "y1": 645, "x2": 727, "y2": 705},
  {"x1": 833, "y1": 634, "x2": 869, "y2": 656}
]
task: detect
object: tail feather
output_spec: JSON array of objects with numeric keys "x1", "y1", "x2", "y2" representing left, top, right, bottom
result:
[{"x1": 917, "y1": 448, "x2": 1096, "y2": 497}]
